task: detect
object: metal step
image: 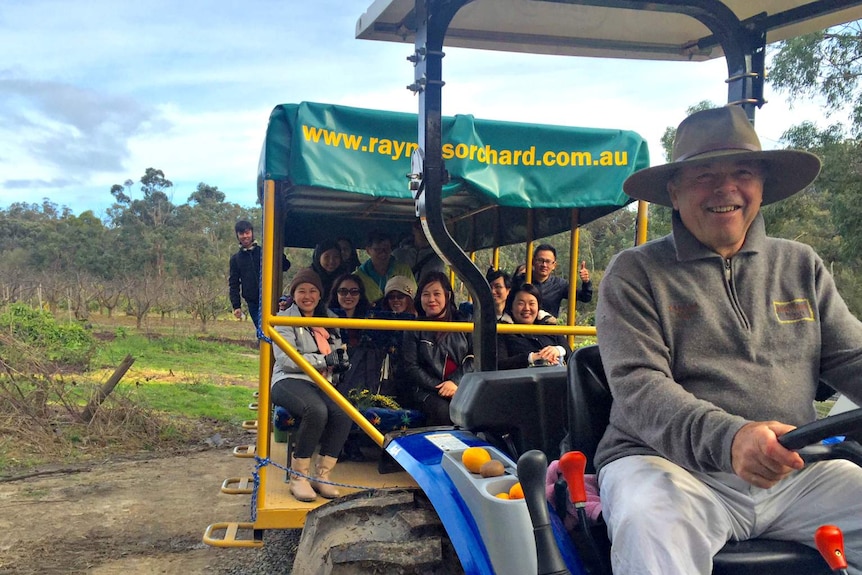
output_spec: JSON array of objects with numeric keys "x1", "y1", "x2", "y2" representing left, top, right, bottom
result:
[
  {"x1": 233, "y1": 444, "x2": 256, "y2": 458},
  {"x1": 202, "y1": 522, "x2": 262, "y2": 548},
  {"x1": 221, "y1": 476, "x2": 254, "y2": 494}
]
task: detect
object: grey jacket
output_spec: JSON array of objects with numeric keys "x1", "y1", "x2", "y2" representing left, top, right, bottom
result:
[
  {"x1": 595, "y1": 212, "x2": 862, "y2": 474},
  {"x1": 271, "y1": 304, "x2": 346, "y2": 386}
]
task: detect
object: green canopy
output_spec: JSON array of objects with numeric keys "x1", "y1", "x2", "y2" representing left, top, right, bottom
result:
[{"x1": 258, "y1": 101, "x2": 649, "y2": 250}]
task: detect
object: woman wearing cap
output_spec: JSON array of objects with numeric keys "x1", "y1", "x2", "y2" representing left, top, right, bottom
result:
[
  {"x1": 326, "y1": 273, "x2": 377, "y2": 395},
  {"x1": 367, "y1": 275, "x2": 418, "y2": 400},
  {"x1": 271, "y1": 268, "x2": 352, "y2": 502},
  {"x1": 400, "y1": 271, "x2": 473, "y2": 426},
  {"x1": 375, "y1": 275, "x2": 417, "y2": 316},
  {"x1": 310, "y1": 239, "x2": 344, "y2": 301},
  {"x1": 498, "y1": 282, "x2": 569, "y2": 369}
]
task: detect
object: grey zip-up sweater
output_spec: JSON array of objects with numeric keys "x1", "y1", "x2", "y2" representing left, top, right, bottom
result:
[
  {"x1": 271, "y1": 305, "x2": 345, "y2": 386},
  {"x1": 595, "y1": 212, "x2": 862, "y2": 474}
]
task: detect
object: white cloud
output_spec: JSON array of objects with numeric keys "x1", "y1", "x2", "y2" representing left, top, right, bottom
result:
[{"x1": 0, "y1": 0, "x2": 846, "y2": 216}]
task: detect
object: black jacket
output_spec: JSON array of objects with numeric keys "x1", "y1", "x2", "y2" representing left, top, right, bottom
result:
[
  {"x1": 228, "y1": 244, "x2": 290, "y2": 309},
  {"x1": 401, "y1": 314, "x2": 473, "y2": 402},
  {"x1": 497, "y1": 320, "x2": 570, "y2": 370}
]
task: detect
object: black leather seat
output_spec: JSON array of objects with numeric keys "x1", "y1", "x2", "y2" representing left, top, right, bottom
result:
[
  {"x1": 567, "y1": 345, "x2": 830, "y2": 575},
  {"x1": 451, "y1": 366, "x2": 568, "y2": 460}
]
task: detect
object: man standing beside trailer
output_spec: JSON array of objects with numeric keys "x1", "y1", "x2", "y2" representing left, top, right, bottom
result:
[{"x1": 228, "y1": 220, "x2": 291, "y2": 330}]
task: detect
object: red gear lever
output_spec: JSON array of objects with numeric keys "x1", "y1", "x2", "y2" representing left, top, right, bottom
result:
[
  {"x1": 815, "y1": 524, "x2": 849, "y2": 573},
  {"x1": 558, "y1": 451, "x2": 587, "y2": 506}
]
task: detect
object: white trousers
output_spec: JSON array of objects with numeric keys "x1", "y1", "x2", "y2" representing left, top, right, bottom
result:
[{"x1": 598, "y1": 455, "x2": 862, "y2": 575}]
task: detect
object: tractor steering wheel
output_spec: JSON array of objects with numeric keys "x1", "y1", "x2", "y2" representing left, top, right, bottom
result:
[{"x1": 778, "y1": 407, "x2": 862, "y2": 467}]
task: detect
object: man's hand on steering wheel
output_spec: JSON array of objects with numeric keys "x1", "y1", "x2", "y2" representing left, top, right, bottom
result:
[{"x1": 732, "y1": 421, "x2": 805, "y2": 488}]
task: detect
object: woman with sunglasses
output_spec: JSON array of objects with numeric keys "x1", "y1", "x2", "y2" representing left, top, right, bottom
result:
[
  {"x1": 401, "y1": 271, "x2": 473, "y2": 425},
  {"x1": 327, "y1": 273, "x2": 376, "y2": 395}
]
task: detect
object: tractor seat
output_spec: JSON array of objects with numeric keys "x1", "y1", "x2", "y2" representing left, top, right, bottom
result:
[{"x1": 567, "y1": 345, "x2": 831, "y2": 575}]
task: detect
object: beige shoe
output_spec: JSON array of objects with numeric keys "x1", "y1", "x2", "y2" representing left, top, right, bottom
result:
[
  {"x1": 289, "y1": 456, "x2": 317, "y2": 502},
  {"x1": 310, "y1": 455, "x2": 340, "y2": 499}
]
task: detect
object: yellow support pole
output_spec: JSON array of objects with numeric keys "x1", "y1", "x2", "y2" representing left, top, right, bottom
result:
[
  {"x1": 566, "y1": 210, "x2": 581, "y2": 348},
  {"x1": 525, "y1": 212, "x2": 535, "y2": 283},
  {"x1": 256, "y1": 179, "x2": 280, "y2": 517},
  {"x1": 636, "y1": 200, "x2": 649, "y2": 245}
]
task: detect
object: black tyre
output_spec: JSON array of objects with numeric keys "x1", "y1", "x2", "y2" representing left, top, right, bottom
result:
[{"x1": 291, "y1": 488, "x2": 466, "y2": 575}]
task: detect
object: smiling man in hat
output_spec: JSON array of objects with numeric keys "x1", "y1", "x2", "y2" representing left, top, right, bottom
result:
[{"x1": 595, "y1": 106, "x2": 862, "y2": 574}]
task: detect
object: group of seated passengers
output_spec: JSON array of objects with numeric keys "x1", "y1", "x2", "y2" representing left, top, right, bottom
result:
[{"x1": 274, "y1": 241, "x2": 574, "y2": 431}]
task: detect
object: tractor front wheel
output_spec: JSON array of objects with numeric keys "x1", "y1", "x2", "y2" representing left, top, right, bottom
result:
[{"x1": 291, "y1": 488, "x2": 465, "y2": 574}]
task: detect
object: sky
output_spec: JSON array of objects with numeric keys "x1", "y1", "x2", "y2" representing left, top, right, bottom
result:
[{"x1": 0, "y1": 0, "x2": 839, "y2": 219}]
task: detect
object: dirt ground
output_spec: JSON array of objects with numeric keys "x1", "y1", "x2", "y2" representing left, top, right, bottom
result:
[{"x1": 0, "y1": 447, "x2": 278, "y2": 575}]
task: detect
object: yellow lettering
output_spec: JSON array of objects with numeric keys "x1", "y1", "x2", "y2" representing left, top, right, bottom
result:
[
  {"x1": 301, "y1": 125, "x2": 324, "y2": 142},
  {"x1": 300, "y1": 123, "x2": 631, "y2": 173},
  {"x1": 342, "y1": 133, "x2": 362, "y2": 150},
  {"x1": 571, "y1": 152, "x2": 591, "y2": 166},
  {"x1": 322, "y1": 130, "x2": 341, "y2": 146},
  {"x1": 478, "y1": 145, "x2": 497, "y2": 164},
  {"x1": 378, "y1": 139, "x2": 392, "y2": 157}
]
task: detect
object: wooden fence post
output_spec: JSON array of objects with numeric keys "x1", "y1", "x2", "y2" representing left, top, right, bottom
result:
[{"x1": 80, "y1": 354, "x2": 135, "y2": 423}]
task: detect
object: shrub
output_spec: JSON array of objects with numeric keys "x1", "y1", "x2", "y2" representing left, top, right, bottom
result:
[{"x1": 0, "y1": 303, "x2": 97, "y2": 370}]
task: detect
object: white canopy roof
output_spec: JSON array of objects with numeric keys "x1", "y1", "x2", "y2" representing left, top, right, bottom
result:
[{"x1": 356, "y1": 0, "x2": 862, "y2": 61}]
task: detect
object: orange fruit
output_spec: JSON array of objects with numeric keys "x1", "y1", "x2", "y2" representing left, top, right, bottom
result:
[
  {"x1": 495, "y1": 492, "x2": 510, "y2": 500},
  {"x1": 508, "y1": 482, "x2": 524, "y2": 500},
  {"x1": 461, "y1": 447, "x2": 492, "y2": 473}
]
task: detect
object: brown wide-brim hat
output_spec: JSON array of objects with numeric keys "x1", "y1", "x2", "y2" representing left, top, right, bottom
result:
[{"x1": 623, "y1": 106, "x2": 822, "y2": 207}]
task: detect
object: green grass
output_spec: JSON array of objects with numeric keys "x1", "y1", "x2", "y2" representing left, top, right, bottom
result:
[
  {"x1": 1, "y1": 313, "x2": 265, "y2": 473},
  {"x1": 87, "y1": 325, "x2": 261, "y2": 424},
  {"x1": 129, "y1": 382, "x2": 256, "y2": 425},
  {"x1": 92, "y1": 332, "x2": 259, "y2": 387}
]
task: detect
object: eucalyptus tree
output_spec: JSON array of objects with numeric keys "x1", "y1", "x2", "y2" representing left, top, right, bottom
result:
[
  {"x1": 770, "y1": 21, "x2": 862, "y2": 134},
  {"x1": 108, "y1": 168, "x2": 177, "y2": 278}
]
